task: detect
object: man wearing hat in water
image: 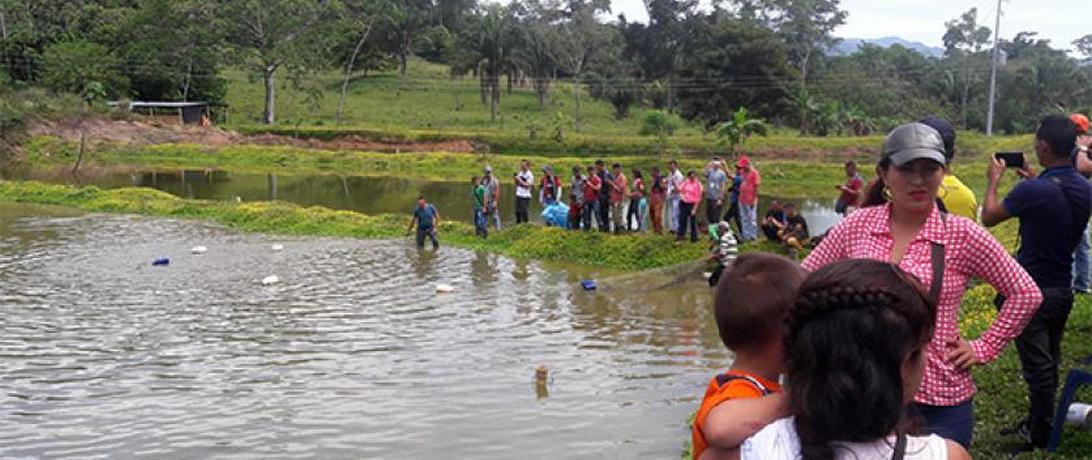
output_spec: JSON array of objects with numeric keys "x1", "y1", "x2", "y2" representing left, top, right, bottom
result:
[{"x1": 482, "y1": 165, "x2": 501, "y2": 230}]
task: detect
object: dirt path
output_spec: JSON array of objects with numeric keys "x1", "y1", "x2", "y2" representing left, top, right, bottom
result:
[{"x1": 29, "y1": 118, "x2": 477, "y2": 153}]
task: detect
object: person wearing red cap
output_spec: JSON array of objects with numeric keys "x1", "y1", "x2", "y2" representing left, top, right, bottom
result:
[
  {"x1": 1070, "y1": 113, "x2": 1092, "y2": 294},
  {"x1": 737, "y1": 155, "x2": 761, "y2": 241}
]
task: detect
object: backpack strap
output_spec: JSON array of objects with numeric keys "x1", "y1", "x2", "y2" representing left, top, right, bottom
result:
[
  {"x1": 714, "y1": 373, "x2": 772, "y2": 396},
  {"x1": 928, "y1": 212, "x2": 947, "y2": 305},
  {"x1": 891, "y1": 433, "x2": 908, "y2": 460}
]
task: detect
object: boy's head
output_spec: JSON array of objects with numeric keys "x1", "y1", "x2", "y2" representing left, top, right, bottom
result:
[
  {"x1": 417, "y1": 196, "x2": 426, "y2": 207},
  {"x1": 717, "y1": 221, "x2": 732, "y2": 234},
  {"x1": 784, "y1": 203, "x2": 797, "y2": 216},
  {"x1": 612, "y1": 163, "x2": 622, "y2": 173},
  {"x1": 714, "y1": 253, "x2": 805, "y2": 356},
  {"x1": 844, "y1": 161, "x2": 857, "y2": 177},
  {"x1": 472, "y1": 175, "x2": 480, "y2": 185}
]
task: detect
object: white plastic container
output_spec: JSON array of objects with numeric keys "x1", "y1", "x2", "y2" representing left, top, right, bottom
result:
[
  {"x1": 1066, "y1": 402, "x2": 1092, "y2": 428},
  {"x1": 191, "y1": 246, "x2": 207, "y2": 254},
  {"x1": 261, "y1": 275, "x2": 280, "y2": 286}
]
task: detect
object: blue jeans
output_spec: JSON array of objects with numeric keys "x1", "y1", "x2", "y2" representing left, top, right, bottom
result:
[
  {"x1": 1073, "y1": 224, "x2": 1090, "y2": 292},
  {"x1": 912, "y1": 399, "x2": 974, "y2": 449},
  {"x1": 473, "y1": 208, "x2": 488, "y2": 238},
  {"x1": 740, "y1": 203, "x2": 758, "y2": 241}
]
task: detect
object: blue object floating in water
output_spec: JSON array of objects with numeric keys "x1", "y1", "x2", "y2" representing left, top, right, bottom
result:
[
  {"x1": 581, "y1": 279, "x2": 597, "y2": 291},
  {"x1": 152, "y1": 257, "x2": 170, "y2": 266}
]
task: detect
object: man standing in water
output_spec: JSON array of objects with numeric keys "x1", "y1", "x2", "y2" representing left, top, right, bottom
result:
[
  {"x1": 407, "y1": 196, "x2": 440, "y2": 249},
  {"x1": 514, "y1": 160, "x2": 534, "y2": 224},
  {"x1": 482, "y1": 166, "x2": 501, "y2": 231},
  {"x1": 982, "y1": 115, "x2": 1091, "y2": 452}
]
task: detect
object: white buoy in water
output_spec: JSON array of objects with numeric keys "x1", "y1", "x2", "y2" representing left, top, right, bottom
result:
[
  {"x1": 191, "y1": 245, "x2": 208, "y2": 254},
  {"x1": 435, "y1": 284, "x2": 455, "y2": 293},
  {"x1": 261, "y1": 275, "x2": 280, "y2": 285},
  {"x1": 271, "y1": 244, "x2": 285, "y2": 252}
]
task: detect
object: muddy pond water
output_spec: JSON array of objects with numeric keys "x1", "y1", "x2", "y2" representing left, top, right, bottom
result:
[
  {"x1": 0, "y1": 202, "x2": 730, "y2": 458},
  {"x1": 3, "y1": 165, "x2": 842, "y2": 235}
]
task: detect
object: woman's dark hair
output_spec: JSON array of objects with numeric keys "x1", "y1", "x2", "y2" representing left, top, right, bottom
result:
[
  {"x1": 632, "y1": 169, "x2": 643, "y2": 179},
  {"x1": 861, "y1": 157, "x2": 892, "y2": 207},
  {"x1": 785, "y1": 259, "x2": 937, "y2": 460}
]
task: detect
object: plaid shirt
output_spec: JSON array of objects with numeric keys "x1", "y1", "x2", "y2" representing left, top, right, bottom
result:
[{"x1": 802, "y1": 204, "x2": 1042, "y2": 406}]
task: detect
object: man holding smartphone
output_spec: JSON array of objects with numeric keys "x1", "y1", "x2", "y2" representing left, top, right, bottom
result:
[{"x1": 982, "y1": 115, "x2": 1092, "y2": 452}]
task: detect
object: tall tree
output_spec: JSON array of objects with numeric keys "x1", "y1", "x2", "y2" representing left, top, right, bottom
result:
[
  {"x1": 513, "y1": 21, "x2": 557, "y2": 109},
  {"x1": 1075, "y1": 34, "x2": 1092, "y2": 62},
  {"x1": 550, "y1": 0, "x2": 612, "y2": 132},
  {"x1": 220, "y1": 0, "x2": 333, "y2": 124},
  {"x1": 380, "y1": 0, "x2": 429, "y2": 76},
  {"x1": 336, "y1": 0, "x2": 388, "y2": 125},
  {"x1": 766, "y1": 0, "x2": 846, "y2": 89},
  {"x1": 942, "y1": 7, "x2": 991, "y2": 128},
  {"x1": 675, "y1": 18, "x2": 794, "y2": 128}
]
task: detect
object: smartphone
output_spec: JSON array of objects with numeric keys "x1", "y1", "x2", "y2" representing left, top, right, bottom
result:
[{"x1": 995, "y1": 152, "x2": 1025, "y2": 169}]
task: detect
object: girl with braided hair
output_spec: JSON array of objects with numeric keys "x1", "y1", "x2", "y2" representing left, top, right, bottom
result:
[
  {"x1": 802, "y1": 123, "x2": 1041, "y2": 448},
  {"x1": 742, "y1": 259, "x2": 971, "y2": 460}
]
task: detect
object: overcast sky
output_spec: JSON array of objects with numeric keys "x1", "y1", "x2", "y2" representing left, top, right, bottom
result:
[{"x1": 596, "y1": 0, "x2": 1091, "y2": 53}]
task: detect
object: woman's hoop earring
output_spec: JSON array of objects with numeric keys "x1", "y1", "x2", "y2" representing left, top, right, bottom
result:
[{"x1": 883, "y1": 187, "x2": 894, "y2": 201}]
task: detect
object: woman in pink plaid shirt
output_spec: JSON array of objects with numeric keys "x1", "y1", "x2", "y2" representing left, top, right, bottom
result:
[{"x1": 802, "y1": 123, "x2": 1042, "y2": 448}]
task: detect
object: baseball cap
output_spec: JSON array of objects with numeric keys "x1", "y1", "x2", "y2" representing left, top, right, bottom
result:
[
  {"x1": 882, "y1": 123, "x2": 947, "y2": 167},
  {"x1": 483, "y1": 165, "x2": 493, "y2": 173},
  {"x1": 1071, "y1": 113, "x2": 1089, "y2": 135},
  {"x1": 737, "y1": 155, "x2": 752, "y2": 168}
]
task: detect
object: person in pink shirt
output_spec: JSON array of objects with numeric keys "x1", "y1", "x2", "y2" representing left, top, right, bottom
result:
[
  {"x1": 802, "y1": 122, "x2": 1042, "y2": 449},
  {"x1": 737, "y1": 156, "x2": 761, "y2": 241},
  {"x1": 677, "y1": 170, "x2": 704, "y2": 242}
]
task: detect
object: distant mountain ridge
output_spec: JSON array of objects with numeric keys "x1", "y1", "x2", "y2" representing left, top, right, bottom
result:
[{"x1": 832, "y1": 37, "x2": 946, "y2": 58}]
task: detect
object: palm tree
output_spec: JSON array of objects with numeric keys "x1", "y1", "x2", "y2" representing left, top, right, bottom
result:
[
  {"x1": 714, "y1": 107, "x2": 769, "y2": 155},
  {"x1": 470, "y1": 6, "x2": 513, "y2": 122}
]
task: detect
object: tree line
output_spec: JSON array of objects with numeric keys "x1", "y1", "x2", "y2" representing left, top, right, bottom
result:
[{"x1": 0, "y1": 0, "x2": 1089, "y2": 135}]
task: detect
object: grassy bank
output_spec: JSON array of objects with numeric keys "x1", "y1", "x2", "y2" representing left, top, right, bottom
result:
[
  {"x1": 0, "y1": 180, "x2": 786, "y2": 270},
  {"x1": 21, "y1": 136, "x2": 856, "y2": 198}
]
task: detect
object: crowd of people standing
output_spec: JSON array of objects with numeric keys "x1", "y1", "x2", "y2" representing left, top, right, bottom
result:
[{"x1": 464, "y1": 157, "x2": 766, "y2": 245}]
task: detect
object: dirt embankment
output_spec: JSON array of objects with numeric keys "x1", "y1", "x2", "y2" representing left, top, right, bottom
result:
[{"x1": 29, "y1": 118, "x2": 477, "y2": 153}]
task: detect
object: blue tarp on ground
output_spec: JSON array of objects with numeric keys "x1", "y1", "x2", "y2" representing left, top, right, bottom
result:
[{"x1": 541, "y1": 201, "x2": 570, "y2": 228}]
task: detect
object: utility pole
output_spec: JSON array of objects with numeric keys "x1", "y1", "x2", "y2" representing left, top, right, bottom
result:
[{"x1": 986, "y1": 0, "x2": 1003, "y2": 137}]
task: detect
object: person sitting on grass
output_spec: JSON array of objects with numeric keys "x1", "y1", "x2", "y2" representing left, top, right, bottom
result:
[
  {"x1": 692, "y1": 253, "x2": 805, "y2": 460},
  {"x1": 472, "y1": 176, "x2": 488, "y2": 239},
  {"x1": 407, "y1": 196, "x2": 440, "y2": 249},
  {"x1": 760, "y1": 200, "x2": 786, "y2": 241},
  {"x1": 741, "y1": 259, "x2": 970, "y2": 460},
  {"x1": 776, "y1": 203, "x2": 809, "y2": 259},
  {"x1": 704, "y1": 221, "x2": 739, "y2": 288}
]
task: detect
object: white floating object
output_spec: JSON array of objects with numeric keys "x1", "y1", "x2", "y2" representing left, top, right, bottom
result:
[
  {"x1": 435, "y1": 284, "x2": 455, "y2": 293},
  {"x1": 271, "y1": 244, "x2": 284, "y2": 252},
  {"x1": 261, "y1": 275, "x2": 280, "y2": 285},
  {"x1": 191, "y1": 245, "x2": 207, "y2": 254}
]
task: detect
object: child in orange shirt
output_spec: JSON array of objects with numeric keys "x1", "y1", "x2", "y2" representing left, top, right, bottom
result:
[{"x1": 691, "y1": 253, "x2": 805, "y2": 460}]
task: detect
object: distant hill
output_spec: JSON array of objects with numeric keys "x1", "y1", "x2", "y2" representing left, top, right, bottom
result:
[{"x1": 832, "y1": 37, "x2": 945, "y2": 58}]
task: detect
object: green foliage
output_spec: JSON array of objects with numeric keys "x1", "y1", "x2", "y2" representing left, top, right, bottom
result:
[
  {"x1": 714, "y1": 107, "x2": 769, "y2": 154},
  {"x1": 639, "y1": 110, "x2": 682, "y2": 153},
  {"x1": 40, "y1": 40, "x2": 129, "y2": 99},
  {"x1": 675, "y1": 18, "x2": 795, "y2": 127}
]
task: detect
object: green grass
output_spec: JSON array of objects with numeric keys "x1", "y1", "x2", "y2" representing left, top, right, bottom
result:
[{"x1": 221, "y1": 58, "x2": 1035, "y2": 158}]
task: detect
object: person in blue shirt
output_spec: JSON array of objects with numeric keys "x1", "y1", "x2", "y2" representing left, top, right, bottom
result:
[
  {"x1": 982, "y1": 114, "x2": 1092, "y2": 452},
  {"x1": 407, "y1": 196, "x2": 441, "y2": 249}
]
